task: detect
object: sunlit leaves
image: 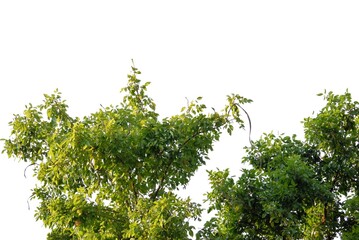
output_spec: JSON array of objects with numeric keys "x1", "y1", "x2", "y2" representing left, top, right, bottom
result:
[
  {"x1": 124, "y1": 192, "x2": 201, "y2": 240},
  {"x1": 3, "y1": 65, "x2": 250, "y2": 239}
]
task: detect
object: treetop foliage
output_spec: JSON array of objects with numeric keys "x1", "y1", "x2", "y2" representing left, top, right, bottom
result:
[
  {"x1": 199, "y1": 90, "x2": 359, "y2": 239},
  {"x1": 3, "y1": 65, "x2": 251, "y2": 239},
  {"x1": 3, "y1": 65, "x2": 358, "y2": 239}
]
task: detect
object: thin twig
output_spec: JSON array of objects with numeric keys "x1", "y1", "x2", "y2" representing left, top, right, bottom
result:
[
  {"x1": 24, "y1": 163, "x2": 36, "y2": 178},
  {"x1": 238, "y1": 104, "x2": 253, "y2": 145}
]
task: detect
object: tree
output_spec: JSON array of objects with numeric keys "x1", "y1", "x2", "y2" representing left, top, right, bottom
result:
[
  {"x1": 2, "y1": 65, "x2": 251, "y2": 239},
  {"x1": 199, "y1": 90, "x2": 359, "y2": 239}
]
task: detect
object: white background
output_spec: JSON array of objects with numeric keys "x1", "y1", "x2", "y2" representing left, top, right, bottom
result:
[{"x1": 1, "y1": 1, "x2": 358, "y2": 239}]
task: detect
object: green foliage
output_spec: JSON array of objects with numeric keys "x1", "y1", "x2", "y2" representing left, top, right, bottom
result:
[
  {"x1": 4, "y1": 65, "x2": 358, "y2": 239},
  {"x1": 200, "y1": 90, "x2": 359, "y2": 239},
  {"x1": 341, "y1": 195, "x2": 359, "y2": 239},
  {"x1": 3, "y1": 65, "x2": 250, "y2": 239}
]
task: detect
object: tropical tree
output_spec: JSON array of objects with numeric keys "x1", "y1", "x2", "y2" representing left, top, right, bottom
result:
[
  {"x1": 2, "y1": 65, "x2": 251, "y2": 239},
  {"x1": 199, "y1": 90, "x2": 359, "y2": 239}
]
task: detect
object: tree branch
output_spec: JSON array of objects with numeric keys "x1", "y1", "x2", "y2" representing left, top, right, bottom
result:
[{"x1": 151, "y1": 130, "x2": 202, "y2": 201}]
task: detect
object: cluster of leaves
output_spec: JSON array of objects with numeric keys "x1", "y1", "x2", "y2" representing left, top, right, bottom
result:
[
  {"x1": 2, "y1": 65, "x2": 251, "y2": 239},
  {"x1": 4, "y1": 64, "x2": 358, "y2": 239},
  {"x1": 199, "y1": 91, "x2": 359, "y2": 239}
]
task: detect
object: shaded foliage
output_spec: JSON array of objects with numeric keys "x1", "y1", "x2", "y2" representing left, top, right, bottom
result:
[{"x1": 199, "y1": 90, "x2": 359, "y2": 239}]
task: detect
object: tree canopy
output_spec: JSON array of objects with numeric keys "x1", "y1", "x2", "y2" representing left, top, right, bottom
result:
[
  {"x1": 198, "y1": 91, "x2": 359, "y2": 239},
  {"x1": 3, "y1": 66, "x2": 358, "y2": 239},
  {"x1": 3, "y1": 65, "x2": 251, "y2": 239}
]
